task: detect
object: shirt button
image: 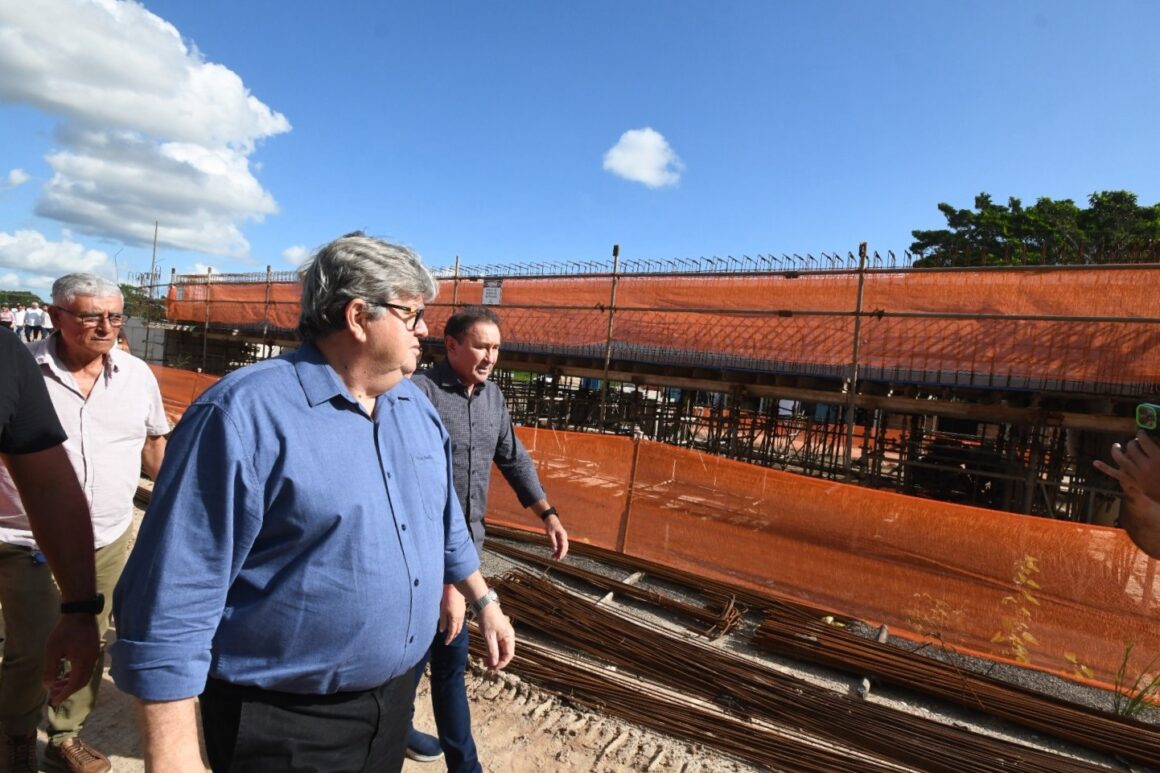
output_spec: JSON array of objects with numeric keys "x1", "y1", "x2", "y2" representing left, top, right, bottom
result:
[
  {"x1": 401, "y1": 524, "x2": 407, "y2": 531},
  {"x1": 409, "y1": 636, "x2": 414, "y2": 644},
  {"x1": 413, "y1": 579, "x2": 420, "y2": 587}
]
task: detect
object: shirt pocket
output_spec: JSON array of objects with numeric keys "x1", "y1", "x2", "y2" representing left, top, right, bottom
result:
[{"x1": 408, "y1": 452, "x2": 448, "y2": 522}]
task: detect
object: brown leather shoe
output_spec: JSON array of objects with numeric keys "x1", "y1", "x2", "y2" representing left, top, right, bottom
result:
[
  {"x1": 3, "y1": 733, "x2": 37, "y2": 773},
  {"x1": 44, "y1": 738, "x2": 110, "y2": 773}
]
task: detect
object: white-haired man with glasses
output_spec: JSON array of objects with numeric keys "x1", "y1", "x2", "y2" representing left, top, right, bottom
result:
[{"x1": 0, "y1": 273, "x2": 168, "y2": 773}]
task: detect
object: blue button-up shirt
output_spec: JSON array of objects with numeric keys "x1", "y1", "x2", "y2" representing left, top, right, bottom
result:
[{"x1": 110, "y1": 343, "x2": 479, "y2": 701}]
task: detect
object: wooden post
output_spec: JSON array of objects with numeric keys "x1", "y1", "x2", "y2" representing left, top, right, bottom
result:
[
  {"x1": 843, "y1": 242, "x2": 869, "y2": 474},
  {"x1": 452, "y1": 255, "x2": 461, "y2": 308},
  {"x1": 598, "y1": 244, "x2": 620, "y2": 432},
  {"x1": 261, "y1": 265, "x2": 273, "y2": 358}
]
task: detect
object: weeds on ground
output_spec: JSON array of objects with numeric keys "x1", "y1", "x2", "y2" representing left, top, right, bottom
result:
[
  {"x1": 989, "y1": 554, "x2": 1040, "y2": 664},
  {"x1": 1112, "y1": 642, "x2": 1160, "y2": 718}
]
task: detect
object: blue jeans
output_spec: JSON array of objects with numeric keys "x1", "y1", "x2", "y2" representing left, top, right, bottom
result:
[{"x1": 412, "y1": 626, "x2": 482, "y2": 773}]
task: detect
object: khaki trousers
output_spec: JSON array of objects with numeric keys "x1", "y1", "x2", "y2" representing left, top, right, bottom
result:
[{"x1": 0, "y1": 527, "x2": 130, "y2": 741}]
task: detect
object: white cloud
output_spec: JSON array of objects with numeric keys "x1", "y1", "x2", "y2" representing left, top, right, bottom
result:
[
  {"x1": 37, "y1": 127, "x2": 276, "y2": 256},
  {"x1": 0, "y1": 272, "x2": 18, "y2": 286},
  {"x1": 25, "y1": 274, "x2": 58, "y2": 290},
  {"x1": 0, "y1": 229, "x2": 110, "y2": 276},
  {"x1": 282, "y1": 245, "x2": 308, "y2": 266},
  {"x1": 4, "y1": 168, "x2": 30, "y2": 188},
  {"x1": 602, "y1": 127, "x2": 684, "y2": 188},
  {"x1": 0, "y1": 0, "x2": 288, "y2": 150},
  {"x1": 0, "y1": 0, "x2": 290, "y2": 257},
  {"x1": 191, "y1": 262, "x2": 217, "y2": 274}
]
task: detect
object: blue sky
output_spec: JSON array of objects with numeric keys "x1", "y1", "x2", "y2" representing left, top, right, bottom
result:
[{"x1": 1, "y1": 1, "x2": 1158, "y2": 294}]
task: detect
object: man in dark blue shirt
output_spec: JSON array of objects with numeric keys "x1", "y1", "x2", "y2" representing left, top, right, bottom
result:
[
  {"x1": 408, "y1": 306, "x2": 566, "y2": 771},
  {"x1": 111, "y1": 234, "x2": 515, "y2": 773}
]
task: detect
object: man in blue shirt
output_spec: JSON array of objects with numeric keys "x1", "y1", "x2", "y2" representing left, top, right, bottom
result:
[
  {"x1": 111, "y1": 234, "x2": 515, "y2": 773},
  {"x1": 408, "y1": 306, "x2": 567, "y2": 771}
]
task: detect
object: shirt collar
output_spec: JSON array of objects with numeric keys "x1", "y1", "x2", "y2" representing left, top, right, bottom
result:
[
  {"x1": 293, "y1": 341, "x2": 355, "y2": 408},
  {"x1": 292, "y1": 341, "x2": 412, "y2": 411},
  {"x1": 34, "y1": 334, "x2": 118, "y2": 383},
  {"x1": 430, "y1": 357, "x2": 488, "y2": 396}
]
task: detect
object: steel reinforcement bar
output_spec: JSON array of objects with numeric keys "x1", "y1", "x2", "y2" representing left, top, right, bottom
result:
[
  {"x1": 753, "y1": 603, "x2": 1160, "y2": 768},
  {"x1": 491, "y1": 526, "x2": 1154, "y2": 767},
  {"x1": 491, "y1": 570, "x2": 1108, "y2": 772},
  {"x1": 469, "y1": 635, "x2": 907, "y2": 773},
  {"x1": 486, "y1": 538, "x2": 745, "y2": 638}
]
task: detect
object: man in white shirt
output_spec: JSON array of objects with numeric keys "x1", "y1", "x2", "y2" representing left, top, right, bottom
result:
[
  {"x1": 12, "y1": 304, "x2": 26, "y2": 339},
  {"x1": 0, "y1": 274, "x2": 168, "y2": 773},
  {"x1": 22, "y1": 303, "x2": 43, "y2": 341}
]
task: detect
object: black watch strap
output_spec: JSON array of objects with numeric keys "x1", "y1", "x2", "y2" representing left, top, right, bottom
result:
[
  {"x1": 539, "y1": 506, "x2": 558, "y2": 520},
  {"x1": 60, "y1": 593, "x2": 105, "y2": 615}
]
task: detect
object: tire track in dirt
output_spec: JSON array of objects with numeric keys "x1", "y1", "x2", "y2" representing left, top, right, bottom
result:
[{"x1": 406, "y1": 664, "x2": 763, "y2": 773}]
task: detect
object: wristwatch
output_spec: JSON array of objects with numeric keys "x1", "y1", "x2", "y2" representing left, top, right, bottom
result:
[
  {"x1": 60, "y1": 593, "x2": 105, "y2": 615},
  {"x1": 471, "y1": 589, "x2": 499, "y2": 614}
]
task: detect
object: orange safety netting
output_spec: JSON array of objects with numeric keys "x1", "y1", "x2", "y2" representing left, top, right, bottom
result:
[
  {"x1": 149, "y1": 365, "x2": 1158, "y2": 691},
  {"x1": 165, "y1": 268, "x2": 1160, "y2": 390},
  {"x1": 489, "y1": 426, "x2": 1160, "y2": 694},
  {"x1": 149, "y1": 365, "x2": 219, "y2": 426}
]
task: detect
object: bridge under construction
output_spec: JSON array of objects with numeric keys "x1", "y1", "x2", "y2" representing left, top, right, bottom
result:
[
  {"x1": 137, "y1": 250, "x2": 1158, "y2": 710},
  {"x1": 147, "y1": 252, "x2": 1157, "y2": 523}
]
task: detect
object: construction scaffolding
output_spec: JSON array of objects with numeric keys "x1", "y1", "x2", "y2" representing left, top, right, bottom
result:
[
  {"x1": 143, "y1": 252, "x2": 1158, "y2": 522},
  {"x1": 160, "y1": 259, "x2": 1160, "y2": 396},
  {"x1": 143, "y1": 366, "x2": 1159, "y2": 697}
]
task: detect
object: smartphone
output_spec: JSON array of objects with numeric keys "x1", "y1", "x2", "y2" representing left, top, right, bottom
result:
[{"x1": 1137, "y1": 403, "x2": 1160, "y2": 438}]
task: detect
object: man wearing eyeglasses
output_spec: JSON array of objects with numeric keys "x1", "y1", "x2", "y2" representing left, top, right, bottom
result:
[
  {"x1": 111, "y1": 233, "x2": 514, "y2": 773},
  {"x1": 0, "y1": 273, "x2": 168, "y2": 773}
]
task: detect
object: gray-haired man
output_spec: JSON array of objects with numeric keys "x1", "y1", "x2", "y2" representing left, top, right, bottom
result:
[
  {"x1": 111, "y1": 233, "x2": 515, "y2": 773},
  {"x1": 0, "y1": 274, "x2": 168, "y2": 772},
  {"x1": 0, "y1": 328, "x2": 100, "y2": 773}
]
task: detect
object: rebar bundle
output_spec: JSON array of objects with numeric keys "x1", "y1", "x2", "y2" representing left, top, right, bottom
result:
[
  {"x1": 486, "y1": 539, "x2": 744, "y2": 638},
  {"x1": 753, "y1": 603, "x2": 1160, "y2": 768},
  {"x1": 491, "y1": 569, "x2": 1109, "y2": 772},
  {"x1": 475, "y1": 636, "x2": 906, "y2": 773}
]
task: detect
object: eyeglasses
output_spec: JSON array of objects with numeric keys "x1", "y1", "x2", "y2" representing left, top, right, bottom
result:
[
  {"x1": 371, "y1": 301, "x2": 425, "y2": 331},
  {"x1": 53, "y1": 307, "x2": 129, "y2": 328}
]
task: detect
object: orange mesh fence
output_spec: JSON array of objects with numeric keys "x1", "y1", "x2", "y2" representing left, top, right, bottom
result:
[
  {"x1": 149, "y1": 365, "x2": 219, "y2": 425},
  {"x1": 489, "y1": 426, "x2": 1160, "y2": 693},
  {"x1": 486, "y1": 430, "x2": 633, "y2": 549},
  {"x1": 148, "y1": 365, "x2": 1157, "y2": 692},
  {"x1": 166, "y1": 282, "x2": 300, "y2": 332},
  {"x1": 164, "y1": 267, "x2": 1160, "y2": 391}
]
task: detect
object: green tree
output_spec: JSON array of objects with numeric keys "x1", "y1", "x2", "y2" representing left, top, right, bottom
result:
[
  {"x1": 910, "y1": 191, "x2": 1160, "y2": 266},
  {"x1": 0, "y1": 290, "x2": 46, "y2": 307},
  {"x1": 119, "y1": 283, "x2": 164, "y2": 321}
]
